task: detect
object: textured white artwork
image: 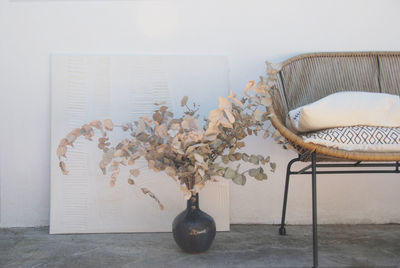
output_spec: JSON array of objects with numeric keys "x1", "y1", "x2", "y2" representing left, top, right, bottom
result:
[{"x1": 50, "y1": 55, "x2": 230, "y2": 234}]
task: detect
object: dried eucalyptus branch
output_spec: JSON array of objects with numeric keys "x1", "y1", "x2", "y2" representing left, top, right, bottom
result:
[{"x1": 57, "y1": 81, "x2": 278, "y2": 208}]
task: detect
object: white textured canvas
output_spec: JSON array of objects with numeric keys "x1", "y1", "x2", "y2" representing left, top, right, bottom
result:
[{"x1": 50, "y1": 55, "x2": 230, "y2": 234}]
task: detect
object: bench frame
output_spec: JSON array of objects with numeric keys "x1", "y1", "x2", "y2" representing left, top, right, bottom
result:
[
  {"x1": 267, "y1": 52, "x2": 400, "y2": 267},
  {"x1": 279, "y1": 152, "x2": 400, "y2": 268}
]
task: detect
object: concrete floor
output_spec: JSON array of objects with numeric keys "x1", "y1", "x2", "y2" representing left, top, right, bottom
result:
[{"x1": 0, "y1": 225, "x2": 399, "y2": 268}]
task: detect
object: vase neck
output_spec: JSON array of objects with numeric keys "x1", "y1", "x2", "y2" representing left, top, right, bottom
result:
[{"x1": 187, "y1": 193, "x2": 199, "y2": 210}]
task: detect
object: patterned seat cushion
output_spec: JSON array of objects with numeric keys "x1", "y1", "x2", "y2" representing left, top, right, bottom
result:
[{"x1": 302, "y1": 126, "x2": 400, "y2": 152}]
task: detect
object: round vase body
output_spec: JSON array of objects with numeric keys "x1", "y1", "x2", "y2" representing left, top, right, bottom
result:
[{"x1": 172, "y1": 193, "x2": 216, "y2": 253}]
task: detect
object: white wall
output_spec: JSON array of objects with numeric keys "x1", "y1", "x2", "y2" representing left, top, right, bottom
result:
[{"x1": 1, "y1": 0, "x2": 400, "y2": 227}]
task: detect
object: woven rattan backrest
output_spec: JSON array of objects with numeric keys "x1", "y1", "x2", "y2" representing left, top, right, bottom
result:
[
  {"x1": 278, "y1": 52, "x2": 386, "y2": 112},
  {"x1": 379, "y1": 54, "x2": 400, "y2": 96}
]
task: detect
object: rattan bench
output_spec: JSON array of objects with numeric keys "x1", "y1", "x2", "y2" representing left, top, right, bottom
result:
[{"x1": 268, "y1": 52, "x2": 400, "y2": 268}]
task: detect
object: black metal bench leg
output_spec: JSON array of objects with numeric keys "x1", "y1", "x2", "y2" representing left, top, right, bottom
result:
[
  {"x1": 311, "y1": 151, "x2": 318, "y2": 268},
  {"x1": 279, "y1": 157, "x2": 300, "y2": 236}
]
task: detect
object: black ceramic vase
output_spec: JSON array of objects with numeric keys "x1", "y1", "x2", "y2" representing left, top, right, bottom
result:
[{"x1": 172, "y1": 193, "x2": 216, "y2": 253}]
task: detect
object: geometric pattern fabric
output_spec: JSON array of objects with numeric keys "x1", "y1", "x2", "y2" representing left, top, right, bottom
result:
[{"x1": 303, "y1": 126, "x2": 400, "y2": 152}]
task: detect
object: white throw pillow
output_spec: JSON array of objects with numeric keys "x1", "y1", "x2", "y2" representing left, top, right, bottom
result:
[{"x1": 286, "y1": 91, "x2": 400, "y2": 133}]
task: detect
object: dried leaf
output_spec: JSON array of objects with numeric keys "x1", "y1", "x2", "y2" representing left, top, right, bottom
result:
[
  {"x1": 98, "y1": 137, "x2": 109, "y2": 150},
  {"x1": 193, "y1": 153, "x2": 204, "y2": 164},
  {"x1": 228, "y1": 89, "x2": 244, "y2": 107},
  {"x1": 249, "y1": 168, "x2": 259, "y2": 177},
  {"x1": 232, "y1": 174, "x2": 246, "y2": 185},
  {"x1": 59, "y1": 138, "x2": 68, "y2": 147},
  {"x1": 254, "y1": 85, "x2": 267, "y2": 94},
  {"x1": 209, "y1": 109, "x2": 224, "y2": 123},
  {"x1": 210, "y1": 139, "x2": 223, "y2": 149},
  {"x1": 57, "y1": 145, "x2": 67, "y2": 160},
  {"x1": 70, "y1": 128, "x2": 81, "y2": 137},
  {"x1": 128, "y1": 178, "x2": 135, "y2": 185},
  {"x1": 253, "y1": 110, "x2": 262, "y2": 122},
  {"x1": 165, "y1": 166, "x2": 176, "y2": 178},
  {"x1": 153, "y1": 111, "x2": 163, "y2": 124},
  {"x1": 128, "y1": 158, "x2": 135, "y2": 165},
  {"x1": 154, "y1": 101, "x2": 167, "y2": 106},
  {"x1": 261, "y1": 96, "x2": 272, "y2": 106},
  {"x1": 104, "y1": 119, "x2": 113, "y2": 131},
  {"x1": 108, "y1": 164, "x2": 119, "y2": 173},
  {"x1": 198, "y1": 168, "x2": 205, "y2": 178},
  {"x1": 111, "y1": 171, "x2": 119, "y2": 181},
  {"x1": 181, "y1": 96, "x2": 188, "y2": 107},
  {"x1": 141, "y1": 187, "x2": 164, "y2": 210},
  {"x1": 194, "y1": 182, "x2": 205, "y2": 192},
  {"x1": 59, "y1": 161, "x2": 69, "y2": 175},
  {"x1": 254, "y1": 173, "x2": 264, "y2": 181},
  {"x1": 249, "y1": 155, "x2": 259, "y2": 165},
  {"x1": 263, "y1": 130, "x2": 270, "y2": 139},
  {"x1": 90, "y1": 120, "x2": 102, "y2": 129},
  {"x1": 80, "y1": 125, "x2": 93, "y2": 139},
  {"x1": 218, "y1": 96, "x2": 230, "y2": 110},
  {"x1": 65, "y1": 133, "x2": 77, "y2": 144},
  {"x1": 160, "y1": 106, "x2": 168, "y2": 113},
  {"x1": 219, "y1": 117, "x2": 233, "y2": 128},
  {"x1": 270, "y1": 162, "x2": 277, "y2": 172},
  {"x1": 244, "y1": 80, "x2": 255, "y2": 96},
  {"x1": 148, "y1": 160, "x2": 155, "y2": 170},
  {"x1": 205, "y1": 123, "x2": 219, "y2": 138},
  {"x1": 114, "y1": 149, "x2": 123, "y2": 157},
  {"x1": 224, "y1": 109, "x2": 235, "y2": 124},
  {"x1": 224, "y1": 167, "x2": 236, "y2": 179},
  {"x1": 155, "y1": 125, "x2": 168, "y2": 138},
  {"x1": 130, "y1": 169, "x2": 140, "y2": 177},
  {"x1": 233, "y1": 153, "x2": 242, "y2": 161},
  {"x1": 136, "y1": 132, "x2": 149, "y2": 142},
  {"x1": 181, "y1": 115, "x2": 200, "y2": 130},
  {"x1": 101, "y1": 150, "x2": 114, "y2": 166},
  {"x1": 184, "y1": 191, "x2": 192, "y2": 200},
  {"x1": 168, "y1": 123, "x2": 180, "y2": 137}
]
